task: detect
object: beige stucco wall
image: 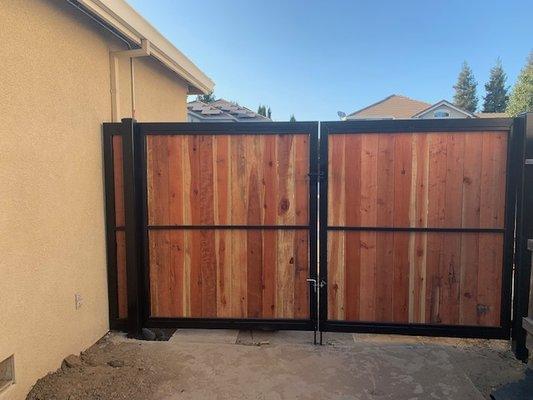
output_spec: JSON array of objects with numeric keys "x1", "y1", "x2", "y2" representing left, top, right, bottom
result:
[{"x1": 0, "y1": 1, "x2": 189, "y2": 399}]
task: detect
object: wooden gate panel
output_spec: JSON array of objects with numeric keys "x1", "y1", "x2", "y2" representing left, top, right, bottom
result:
[
  {"x1": 326, "y1": 130, "x2": 508, "y2": 329},
  {"x1": 145, "y1": 131, "x2": 312, "y2": 321}
]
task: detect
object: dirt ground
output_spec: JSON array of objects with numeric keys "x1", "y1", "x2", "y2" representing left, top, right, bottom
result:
[{"x1": 27, "y1": 330, "x2": 527, "y2": 400}]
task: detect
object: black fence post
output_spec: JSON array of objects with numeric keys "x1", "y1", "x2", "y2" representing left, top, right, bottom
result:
[
  {"x1": 512, "y1": 112, "x2": 533, "y2": 361},
  {"x1": 103, "y1": 123, "x2": 120, "y2": 329},
  {"x1": 121, "y1": 118, "x2": 144, "y2": 337}
]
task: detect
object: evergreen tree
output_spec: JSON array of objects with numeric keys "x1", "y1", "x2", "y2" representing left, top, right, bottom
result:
[
  {"x1": 289, "y1": 114, "x2": 296, "y2": 122},
  {"x1": 453, "y1": 62, "x2": 478, "y2": 112},
  {"x1": 482, "y1": 59, "x2": 509, "y2": 112},
  {"x1": 507, "y1": 51, "x2": 533, "y2": 116},
  {"x1": 257, "y1": 105, "x2": 272, "y2": 119},
  {"x1": 197, "y1": 93, "x2": 215, "y2": 103}
]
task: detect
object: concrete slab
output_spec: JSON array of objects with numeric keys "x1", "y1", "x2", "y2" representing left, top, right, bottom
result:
[
  {"x1": 236, "y1": 330, "x2": 317, "y2": 346},
  {"x1": 27, "y1": 332, "x2": 527, "y2": 400},
  {"x1": 161, "y1": 337, "x2": 485, "y2": 400},
  {"x1": 169, "y1": 329, "x2": 239, "y2": 344}
]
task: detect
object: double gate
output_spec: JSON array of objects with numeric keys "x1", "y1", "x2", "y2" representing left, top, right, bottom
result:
[{"x1": 104, "y1": 117, "x2": 525, "y2": 342}]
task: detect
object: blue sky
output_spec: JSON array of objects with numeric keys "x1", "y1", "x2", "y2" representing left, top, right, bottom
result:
[{"x1": 129, "y1": 0, "x2": 532, "y2": 121}]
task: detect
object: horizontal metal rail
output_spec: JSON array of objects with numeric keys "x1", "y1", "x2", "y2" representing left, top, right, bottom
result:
[
  {"x1": 327, "y1": 226, "x2": 505, "y2": 233},
  {"x1": 146, "y1": 224, "x2": 311, "y2": 230},
  {"x1": 323, "y1": 118, "x2": 512, "y2": 134}
]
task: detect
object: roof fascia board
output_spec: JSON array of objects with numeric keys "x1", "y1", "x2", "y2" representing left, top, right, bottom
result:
[{"x1": 76, "y1": 0, "x2": 214, "y2": 94}]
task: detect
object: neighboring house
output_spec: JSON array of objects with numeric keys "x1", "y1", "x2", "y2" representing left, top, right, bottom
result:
[
  {"x1": 345, "y1": 94, "x2": 507, "y2": 120},
  {"x1": 1, "y1": 1, "x2": 213, "y2": 399},
  {"x1": 188, "y1": 99, "x2": 271, "y2": 122}
]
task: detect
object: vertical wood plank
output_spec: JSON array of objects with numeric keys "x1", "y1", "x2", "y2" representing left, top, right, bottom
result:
[
  {"x1": 459, "y1": 134, "x2": 482, "y2": 324},
  {"x1": 439, "y1": 134, "x2": 464, "y2": 324},
  {"x1": 246, "y1": 157, "x2": 263, "y2": 317},
  {"x1": 328, "y1": 135, "x2": 345, "y2": 319},
  {"x1": 231, "y1": 229, "x2": 247, "y2": 317},
  {"x1": 168, "y1": 136, "x2": 184, "y2": 225},
  {"x1": 392, "y1": 134, "x2": 412, "y2": 322},
  {"x1": 426, "y1": 134, "x2": 447, "y2": 323},
  {"x1": 477, "y1": 234, "x2": 503, "y2": 326},
  {"x1": 293, "y1": 134, "x2": 309, "y2": 225},
  {"x1": 344, "y1": 135, "x2": 362, "y2": 320},
  {"x1": 277, "y1": 134, "x2": 295, "y2": 225},
  {"x1": 375, "y1": 134, "x2": 395, "y2": 322},
  {"x1": 359, "y1": 134, "x2": 378, "y2": 320},
  {"x1": 277, "y1": 229, "x2": 295, "y2": 318},
  {"x1": 411, "y1": 134, "x2": 429, "y2": 322},
  {"x1": 262, "y1": 136, "x2": 277, "y2": 317},
  {"x1": 327, "y1": 231, "x2": 345, "y2": 320},
  {"x1": 198, "y1": 136, "x2": 216, "y2": 317},
  {"x1": 294, "y1": 230, "x2": 309, "y2": 318},
  {"x1": 214, "y1": 136, "x2": 231, "y2": 316}
]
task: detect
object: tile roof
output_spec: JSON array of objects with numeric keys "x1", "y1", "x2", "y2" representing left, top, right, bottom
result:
[{"x1": 187, "y1": 99, "x2": 271, "y2": 121}]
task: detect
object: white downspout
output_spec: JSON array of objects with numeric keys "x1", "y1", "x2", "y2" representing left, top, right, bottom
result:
[{"x1": 110, "y1": 39, "x2": 151, "y2": 121}]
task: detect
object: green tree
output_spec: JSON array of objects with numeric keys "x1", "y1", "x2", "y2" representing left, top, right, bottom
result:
[
  {"x1": 289, "y1": 114, "x2": 296, "y2": 122},
  {"x1": 257, "y1": 105, "x2": 272, "y2": 119},
  {"x1": 197, "y1": 92, "x2": 215, "y2": 103},
  {"x1": 482, "y1": 59, "x2": 509, "y2": 112},
  {"x1": 507, "y1": 51, "x2": 533, "y2": 116},
  {"x1": 453, "y1": 62, "x2": 478, "y2": 112}
]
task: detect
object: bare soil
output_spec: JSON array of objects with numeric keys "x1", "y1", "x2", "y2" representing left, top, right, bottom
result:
[{"x1": 26, "y1": 331, "x2": 527, "y2": 400}]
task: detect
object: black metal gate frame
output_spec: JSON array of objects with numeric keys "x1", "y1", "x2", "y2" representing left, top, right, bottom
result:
[
  {"x1": 104, "y1": 116, "x2": 531, "y2": 351},
  {"x1": 318, "y1": 118, "x2": 519, "y2": 340},
  {"x1": 105, "y1": 120, "x2": 320, "y2": 335}
]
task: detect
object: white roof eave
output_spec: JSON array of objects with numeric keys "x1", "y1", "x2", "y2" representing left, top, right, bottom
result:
[{"x1": 76, "y1": 0, "x2": 214, "y2": 94}]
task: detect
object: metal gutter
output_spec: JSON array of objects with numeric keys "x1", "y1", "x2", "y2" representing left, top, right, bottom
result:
[{"x1": 72, "y1": 0, "x2": 214, "y2": 94}]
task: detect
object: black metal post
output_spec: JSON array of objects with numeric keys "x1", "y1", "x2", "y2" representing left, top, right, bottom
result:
[
  {"x1": 512, "y1": 113, "x2": 533, "y2": 361},
  {"x1": 103, "y1": 123, "x2": 119, "y2": 329},
  {"x1": 121, "y1": 118, "x2": 144, "y2": 337}
]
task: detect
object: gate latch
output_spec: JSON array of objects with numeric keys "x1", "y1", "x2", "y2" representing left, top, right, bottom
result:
[{"x1": 306, "y1": 278, "x2": 327, "y2": 292}]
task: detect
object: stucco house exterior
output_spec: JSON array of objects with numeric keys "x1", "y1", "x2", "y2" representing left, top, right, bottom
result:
[
  {"x1": 187, "y1": 99, "x2": 271, "y2": 122},
  {"x1": 0, "y1": 1, "x2": 213, "y2": 399},
  {"x1": 345, "y1": 94, "x2": 507, "y2": 120}
]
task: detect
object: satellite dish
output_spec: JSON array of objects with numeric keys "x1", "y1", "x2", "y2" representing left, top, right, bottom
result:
[{"x1": 337, "y1": 111, "x2": 346, "y2": 120}]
